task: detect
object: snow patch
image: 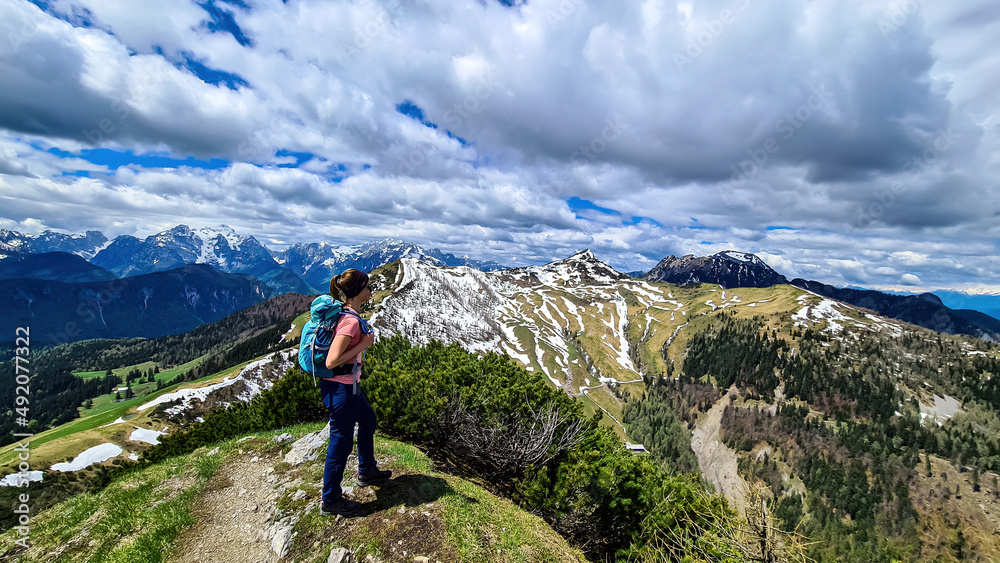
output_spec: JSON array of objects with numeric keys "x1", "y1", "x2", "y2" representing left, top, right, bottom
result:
[
  {"x1": 137, "y1": 376, "x2": 242, "y2": 412},
  {"x1": 793, "y1": 299, "x2": 853, "y2": 333},
  {"x1": 100, "y1": 416, "x2": 127, "y2": 428},
  {"x1": 0, "y1": 471, "x2": 43, "y2": 487},
  {"x1": 51, "y1": 443, "x2": 124, "y2": 471},
  {"x1": 919, "y1": 394, "x2": 963, "y2": 425},
  {"x1": 129, "y1": 427, "x2": 167, "y2": 445}
]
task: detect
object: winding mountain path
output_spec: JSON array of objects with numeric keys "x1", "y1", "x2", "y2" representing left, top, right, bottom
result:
[
  {"x1": 169, "y1": 452, "x2": 283, "y2": 563},
  {"x1": 690, "y1": 387, "x2": 748, "y2": 515}
]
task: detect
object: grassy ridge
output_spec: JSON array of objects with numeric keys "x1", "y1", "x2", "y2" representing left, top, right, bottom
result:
[{"x1": 0, "y1": 426, "x2": 588, "y2": 563}]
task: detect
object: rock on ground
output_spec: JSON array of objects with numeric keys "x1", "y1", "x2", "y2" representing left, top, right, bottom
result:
[{"x1": 285, "y1": 424, "x2": 330, "y2": 465}]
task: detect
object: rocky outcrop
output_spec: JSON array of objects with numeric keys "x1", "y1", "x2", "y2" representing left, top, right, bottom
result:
[{"x1": 645, "y1": 251, "x2": 788, "y2": 288}]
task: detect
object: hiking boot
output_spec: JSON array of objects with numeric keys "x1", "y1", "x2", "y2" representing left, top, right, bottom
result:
[
  {"x1": 320, "y1": 497, "x2": 362, "y2": 516},
  {"x1": 357, "y1": 468, "x2": 392, "y2": 487}
]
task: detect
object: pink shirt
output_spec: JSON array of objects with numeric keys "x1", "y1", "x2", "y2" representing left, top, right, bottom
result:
[{"x1": 330, "y1": 311, "x2": 364, "y2": 384}]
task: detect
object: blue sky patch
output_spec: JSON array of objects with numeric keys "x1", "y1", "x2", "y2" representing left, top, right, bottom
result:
[
  {"x1": 447, "y1": 130, "x2": 470, "y2": 147},
  {"x1": 397, "y1": 100, "x2": 473, "y2": 146},
  {"x1": 178, "y1": 51, "x2": 250, "y2": 90},
  {"x1": 623, "y1": 216, "x2": 663, "y2": 227},
  {"x1": 324, "y1": 162, "x2": 349, "y2": 183},
  {"x1": 767, "y1": 225, "x2": 795, "y2": 231},
  {"x1": 568, "y1": 198, "x2": 661, "y2": 226},
  {"x1": 272, "y1": 151, "x2": 350, "y2": 181},
  {"x1": 275, "y1": 149, "x2": 315, "y2": 168},
  {"x1": 568, "y1": 197, "x2": 617, "y2": 216},
  {"x1": 199, "y1": 0, "x2": 253, "y2": 47},
  {"x1": 396, "y1": 100, "x2": 438, "y2": 129},
  {"x1": 46, "y1": 147, "x2": 230, "y2": 171},
  {"x1": 27, "y1": 1, "x2": 101, "y2": 29}
]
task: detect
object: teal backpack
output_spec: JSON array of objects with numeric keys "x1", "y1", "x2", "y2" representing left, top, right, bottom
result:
[{"x1": 297, "y1": 295, "x2": 372, "y2": 386}]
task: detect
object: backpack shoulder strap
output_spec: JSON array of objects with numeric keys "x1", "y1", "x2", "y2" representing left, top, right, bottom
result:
[{"x1": 339, "y1": 308, "x2": 373, "y2": 334}]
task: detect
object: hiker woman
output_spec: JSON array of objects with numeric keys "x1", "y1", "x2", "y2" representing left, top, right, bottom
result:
[{"x1": 319, "y1": 268, "x2": 391, "y2": 516}]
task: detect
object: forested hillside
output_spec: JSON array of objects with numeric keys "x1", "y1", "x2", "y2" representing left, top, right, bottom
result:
[
  {"x1": 366, "y1": 257, "x2": 1000, "y2": 561},
  {"x1": 624, "y1": 310, "x2": 1000, "y2": 561},
  {"x1": 0, "y1": 292, "x2": 313, "y2": 448}
]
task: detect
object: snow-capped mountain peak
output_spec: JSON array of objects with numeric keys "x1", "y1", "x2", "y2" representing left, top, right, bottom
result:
[
  {"x1": 0, "y1": 228, "x2": 108, "y2": 259},
  {"x1": 719, "y1": 250, "x2": 764, "y2": 266},
  {"x1": 645, "y1": 250, "x2": 788, "y2": 289},
  {"x1": 90, "y1": 225, "x2": 284, "y2": 283},
  {"x1": 506, "y1": 249, "x2": 627, "y2": 287}
]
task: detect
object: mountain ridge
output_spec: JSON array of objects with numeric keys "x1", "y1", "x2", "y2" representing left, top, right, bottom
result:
[
  {"x1": 791, "y1": 278, "x2": 1000, "y2": 341},
  {"x1": 0, "y1": 263, "x2": 275, "y2": 345},
  {"x1": 6, "y1": 225, "x2": 1000, "y2": 340},
  {"x1": 644, "y1": 250, "x2": 789, "y2": 288},
  {"x1": 4, "y1": 226, "x2": 505, "y2": 294},
  {"x1": 3, "y1": 255, "x2": 1000, "y2": 561}
]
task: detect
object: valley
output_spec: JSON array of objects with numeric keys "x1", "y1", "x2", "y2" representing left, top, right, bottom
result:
[{"x1": 3, "y1": 250, "x2": 1000, "y2": 561}]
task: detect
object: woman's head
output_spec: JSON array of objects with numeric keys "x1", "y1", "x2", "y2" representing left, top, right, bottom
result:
[{"x1": 330, "y1": 269, "x2": 371, "y2": 303}]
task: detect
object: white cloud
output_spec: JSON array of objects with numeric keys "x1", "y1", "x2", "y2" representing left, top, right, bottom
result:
[{"x1": 0, "y1": 0, "x2": 997, "y2": 289}]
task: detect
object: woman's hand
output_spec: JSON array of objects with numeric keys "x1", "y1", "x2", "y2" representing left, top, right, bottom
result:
[
  {"x1": 325, "y1": 332, "x2": 376, "y2": 369},
  {"x1": 360, "y1": 332, "x2": 375, "y2": 349}
]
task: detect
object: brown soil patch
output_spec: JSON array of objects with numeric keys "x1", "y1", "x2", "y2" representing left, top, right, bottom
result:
[{"x1": 691, "y1": 387, "x2": 749, "y2": 515}]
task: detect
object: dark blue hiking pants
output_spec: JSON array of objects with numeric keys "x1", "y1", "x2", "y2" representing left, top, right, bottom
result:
[{"x1": 320, "y1": 380, "x2": 377, "y2": 505}]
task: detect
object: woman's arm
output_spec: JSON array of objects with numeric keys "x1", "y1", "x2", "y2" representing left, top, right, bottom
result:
[{"x1": 325, "y1": 332, "x2": 375, "y2": 369}]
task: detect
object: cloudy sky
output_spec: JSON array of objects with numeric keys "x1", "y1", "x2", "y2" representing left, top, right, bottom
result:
[{"x1": 0, "y1": 0, "x2": 998, "y2": 292}]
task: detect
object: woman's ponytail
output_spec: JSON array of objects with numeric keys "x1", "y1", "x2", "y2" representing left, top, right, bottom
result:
[{"x1": 330, "y1": 274, "x2": 344, "y2": 302}]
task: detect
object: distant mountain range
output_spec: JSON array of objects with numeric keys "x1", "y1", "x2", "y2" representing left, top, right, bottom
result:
[
  {"x1": 273, "y1": 238, "x2": 505, "y2": 291},
  {"x1": 89, "y1": 225, "x2": 312, "y2": 295},
  {"x1": 0, "y1": 229, "x2": 107, "y2": 259},
  {"x1": 934, "y1": 290, "x2": 1000, "y2": 322},
  {"x1": 2, "y1": 225, "x2": 998, "y2": 343},
  {"x1": 0, "y1": 225, "x2": 506, "y2": 296},
  {"x1": 0, "y1": 264, "x2": 274, "y2": 345},
  {"x1": 791, "y1": 279, "x2": 1000, "y2": 342}
]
